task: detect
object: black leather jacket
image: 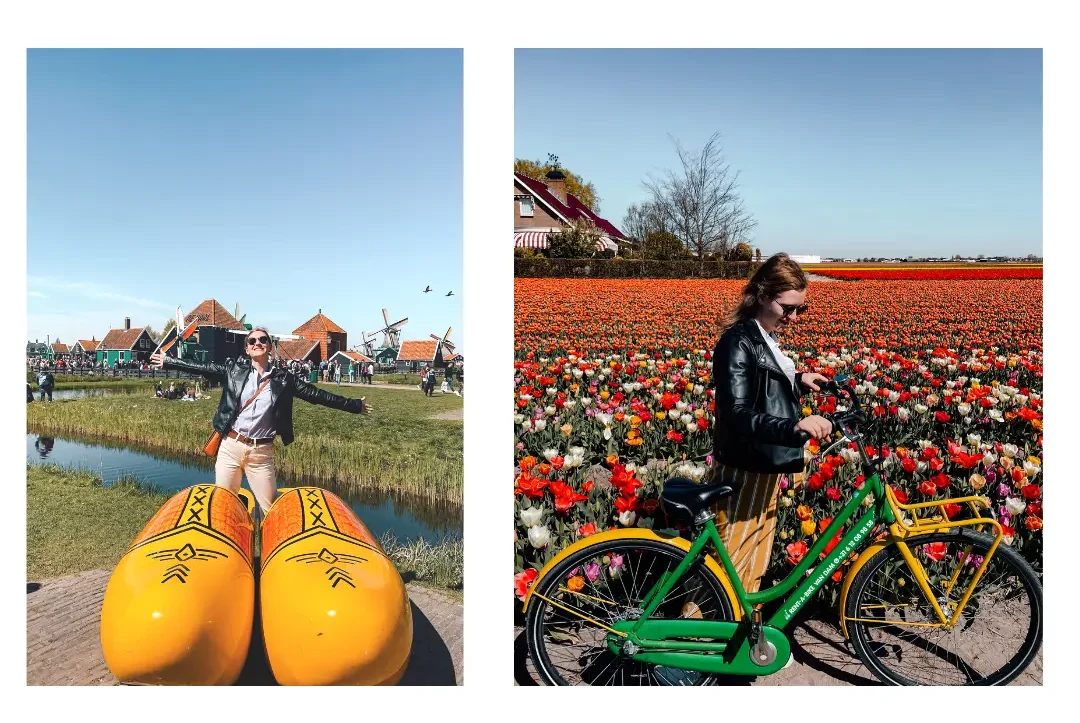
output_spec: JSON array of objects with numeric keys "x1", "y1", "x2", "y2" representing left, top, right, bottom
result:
[
  {"x1": 163, "y1": 357, "x2": 364, "y2": 446},
  {"x1": 711, "y1": 317, "x2": 808, "y2": 474}
]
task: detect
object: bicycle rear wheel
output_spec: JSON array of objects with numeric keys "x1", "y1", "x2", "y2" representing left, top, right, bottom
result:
[
  {"x1": 845, "y1": 529, "x2": 1042, "y2": 685},
  {"x1": 525, "y1": 538, "x2": 737, "y2": 686}
]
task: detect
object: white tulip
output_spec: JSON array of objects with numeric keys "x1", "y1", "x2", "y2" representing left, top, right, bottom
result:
[
  {"x1": 687, "y1": 422, "x2": 699, "y2": 433},
  {"x1": 1002, "y1": 444, "x2": 1019, "y2": 459},
  {"x1": 544, "y1": 406, "x2": 557, "y2": 416},
  {"x1": 914, "y1": 404, "x2": 928, "y2": 414},
  {"x1": 957, "y1": 403, "x2": 971, "y2": 417},
  {"x1": 527, "y1": 525, "x2": 551, "y2": 549},
  {"x1": 514, "y1": 414, "x2": 525, "y2": 425},
  {"x1": 897, "y1": 407, "x2": 910, "y2": 422},
  {"x1": 1005, "y1": 498, "x2": 1026, "y2": 516},
  {"x1": 533, "y1": 419, "x2": 547, "y2": 432},
  {"x1": 581, "y1": 397, "x2": 593, "y2": 407},
  {"x1": 519, "y1": 507, "x2": 544, "y2": 526},
  {"x1": 1023, "y1": 461, "x2": 1040, "y2": 477},
  {"x1": 618, "y1": 510, "x2": 637, "y2": 527}
]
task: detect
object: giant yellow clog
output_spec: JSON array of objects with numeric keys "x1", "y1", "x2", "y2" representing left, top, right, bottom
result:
[
  {"x1": 100, "y1": 485, "x2": 256, "y2": 685},
  {"x1": 260, "y1": 487, "x2": 412, "y2": 685}
]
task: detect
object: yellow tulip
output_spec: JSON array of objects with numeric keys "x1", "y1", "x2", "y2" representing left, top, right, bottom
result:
[{"x1": 800, "y1": 520, "x2": 816, "y2": 537}]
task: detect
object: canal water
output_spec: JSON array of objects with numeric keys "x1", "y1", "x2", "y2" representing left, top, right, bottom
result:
[
  {"x1": 45, "y1": 387, "x2": 143, "y2": 401},
  {"x1": 27, "y1": 433, "x2": 461, "y2": 542}
]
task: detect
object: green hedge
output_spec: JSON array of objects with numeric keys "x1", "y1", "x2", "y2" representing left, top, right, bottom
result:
[{"x1": 514, "y1": 257, "x2": 757, "y2": 279}]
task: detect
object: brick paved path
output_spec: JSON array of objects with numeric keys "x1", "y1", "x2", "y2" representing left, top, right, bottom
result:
[
  {"x1": 27, "y1": 570, "x2": 463, "y2": 686},
  {"x1": 514, "y1": 616, "x2": 1042, "y2": 686}
]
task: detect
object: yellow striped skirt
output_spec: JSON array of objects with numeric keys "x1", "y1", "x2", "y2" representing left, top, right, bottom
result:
[{"x1": 710, "y1": 461, "x2": 801, "y2": 594}]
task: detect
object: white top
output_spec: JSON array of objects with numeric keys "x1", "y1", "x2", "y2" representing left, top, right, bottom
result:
[{"x1": 754, "y1": 319, "x2": 797, "y2": 390}]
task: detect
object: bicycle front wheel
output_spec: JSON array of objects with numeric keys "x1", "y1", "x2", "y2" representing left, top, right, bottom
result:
[
  {"x1": 845, "y1": 529, "x2": 1042, "y2": 685},
  {"x1": 525, "y1": 538, "x2": 737, "y2": 686}
]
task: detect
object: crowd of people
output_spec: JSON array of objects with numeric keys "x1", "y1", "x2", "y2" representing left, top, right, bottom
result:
[
  {"x1": 418, "y1": 361, "x2": 463, "y2": 397},
  {"x1": 154, "y1": 381, "x2": 206, "y2": 401},
  {"x1": 27, "y1": 355, "x2": 158, "y2": 373}
]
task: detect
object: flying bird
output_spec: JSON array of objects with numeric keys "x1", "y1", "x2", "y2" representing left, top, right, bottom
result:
[
  {"x1": 445, "y1": 291, "x2": 454, "y2": 297},
  {"x1": 424, "y1": 286, "x2": 431, "y2": 293}
]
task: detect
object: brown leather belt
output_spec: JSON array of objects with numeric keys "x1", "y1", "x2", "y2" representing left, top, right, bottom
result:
[{"x1": 227, "y1": 430, "x2": 274, "y2": 446}]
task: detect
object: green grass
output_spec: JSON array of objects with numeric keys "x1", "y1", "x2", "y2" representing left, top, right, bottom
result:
[
  {"x1": 26, "y1": 384, "x2": 463, "y2": 504},
  {"x1": 379, "y1": 532, "x2": 464, "y2": 592},
  {"x1": 26, "y1": 464, "x2": 172, "y2": 580}
]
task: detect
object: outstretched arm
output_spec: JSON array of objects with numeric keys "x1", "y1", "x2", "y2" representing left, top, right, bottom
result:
[
  {"x1": 153, "y1": 352, "x2": 228, "y2": 381},
  {"x1": 290, "y1": 377, "x2": 372, "y2": 414}
]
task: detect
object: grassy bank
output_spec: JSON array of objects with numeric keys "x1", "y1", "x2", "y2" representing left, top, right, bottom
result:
[
  {"x1": 26, "y1": 464, "x2": 172, "y2": 580},
  {"x1": 27, "y1": 465, "x2": 463, "y2": 590},
  {"x1": 26, "y1": 385, "x2": 463, "y2": 504},
  {"x1": 380, "y1": 533, "x2": 464, "y2": 593}
]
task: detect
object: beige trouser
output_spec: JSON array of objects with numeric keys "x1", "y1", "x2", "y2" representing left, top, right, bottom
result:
[
  {"x1": 711, "y1": 461, "x2": 798, "y2": 594},
  {"x1": 215, "y1": 435, "x2": 277, "y2": 515}
]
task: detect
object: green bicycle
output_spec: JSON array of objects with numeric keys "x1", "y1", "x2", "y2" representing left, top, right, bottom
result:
[{"x1": 523, "y1": 376, "x2": 1042, "y2": 686}]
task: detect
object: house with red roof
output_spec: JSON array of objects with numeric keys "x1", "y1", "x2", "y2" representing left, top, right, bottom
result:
[
  {"x1": 514, "y1": 170, "x2": 625, "y2": 253},
  {"x1": 276, "y1": 339, "x2": 321, "y2": 365},
  {"x1": 395, "y1": 340, "x2": 444, "y2": 373},
  {"x1": 73, "y1": 338, "x2": 99, "y2": 356},
  {"x1": 328, "y1": 350, "x2": 374, "y2": 378},
  {"x1": 293, "y1": 310, "x2": 347, "y2": 365},
  {"x1": 177, "y1": 299, "x2": 248, "y2": 365},
  {"x1": 96, "y1": 319, "x2": 155, "y2": 366}
]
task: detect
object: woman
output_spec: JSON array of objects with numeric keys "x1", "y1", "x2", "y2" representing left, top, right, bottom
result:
[
  {"x1": 150, "y1": 327, "x2": 373, "y2": 515},
  {"x1": 709, "y1": 253, "x2": 832, "y2": 594}
]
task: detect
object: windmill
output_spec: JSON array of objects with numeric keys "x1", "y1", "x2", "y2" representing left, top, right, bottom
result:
[
  {"x1": 233, "y1": 303, "x2": 247, "y2": 327},
  {"x1": 372, "y1": 308, "x2": 408, "y2": 349},
  {"x1": 354, "y1": 331, "x2": 378, "y2": 357},
  {"x1": 430, "y1": 326, "x2": 455, "y2": 361}
]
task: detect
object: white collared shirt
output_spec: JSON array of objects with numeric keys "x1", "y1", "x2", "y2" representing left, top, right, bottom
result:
[{"x1": 754, "y1": 319, "x2": 797, "y2": 390}]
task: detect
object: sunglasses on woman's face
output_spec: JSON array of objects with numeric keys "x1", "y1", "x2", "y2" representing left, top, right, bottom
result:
[
  {"x1": 246, "y1": 336, "x2": 270, "y2": 346},
  {"x1": 774, "y1": 300, "x2": 808, "y2": 317}
]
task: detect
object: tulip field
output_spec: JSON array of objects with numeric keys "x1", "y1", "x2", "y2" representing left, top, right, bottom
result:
[{"x1": 513, "y1": 276, "x2": 1043, "y2": 604}]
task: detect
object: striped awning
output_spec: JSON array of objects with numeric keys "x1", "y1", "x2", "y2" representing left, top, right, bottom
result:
[
  {"x1": 514, "y1": 231, "x2": 550, "y2": 249},
  {"x1": 515, "y1": 231, "x2": 618, "y2": 253}
]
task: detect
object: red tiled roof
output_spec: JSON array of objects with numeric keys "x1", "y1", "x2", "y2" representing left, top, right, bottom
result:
[
  {"x1": 293, "y1": 312, "x2": 346, "y2": 335},
  {"x1": 76, "y1": 339, "x2": 99, "y2": 352},
  {"x1": 396, "y1": 340, "x2": 439, "y2": 362},
  {"x1": 276, "y1": 339, "x2": 320, "y2": 362},
  {"x1": 99, "y1": 328, "x2": 151, "y2": 350},
  {"x1": 185, "y1": 300, "x2": 244, "y2": 330},
  {"x1": 514, "y1": 172, "x2": 626, "y2": 240},
  {"x1": 330, "y1": 350, "x2": 374, "y2": 365},
  {"x1": 51, "y1": 342, "x2": 70, "y2": 354}
]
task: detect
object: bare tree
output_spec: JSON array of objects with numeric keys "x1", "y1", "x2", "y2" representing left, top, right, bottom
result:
[
  {"x1": 643, "y1": 132, "x2": 757, "y2": 263},
  {"x1": 621, "y1": 201, "x2": 669, "y2": 257}
]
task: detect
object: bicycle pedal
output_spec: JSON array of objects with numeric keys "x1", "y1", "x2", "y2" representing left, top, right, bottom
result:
[{"x1": 653, "y1": 666, "x2": 707, "y2": 686}]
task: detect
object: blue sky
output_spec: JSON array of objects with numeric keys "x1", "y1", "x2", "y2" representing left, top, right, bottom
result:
[
  {"x1": 28, "y1": 49, "x2": 462, "y2": 352},
  {"x1": 515, "y1": 49, "x2": 1042, "y2": 258}
]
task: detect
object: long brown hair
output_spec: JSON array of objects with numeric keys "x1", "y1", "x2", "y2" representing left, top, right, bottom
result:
[{"x1": 720, "y1": 252, "x2": 808, "y2": 332}]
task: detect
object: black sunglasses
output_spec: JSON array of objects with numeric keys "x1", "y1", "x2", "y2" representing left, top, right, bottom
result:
[
  {"x1": 246, "y1": 335, "x2": 270, "y2": 346},
  {"x1": 774, "y1": 300, "x2": 809, "y2": 317}
]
